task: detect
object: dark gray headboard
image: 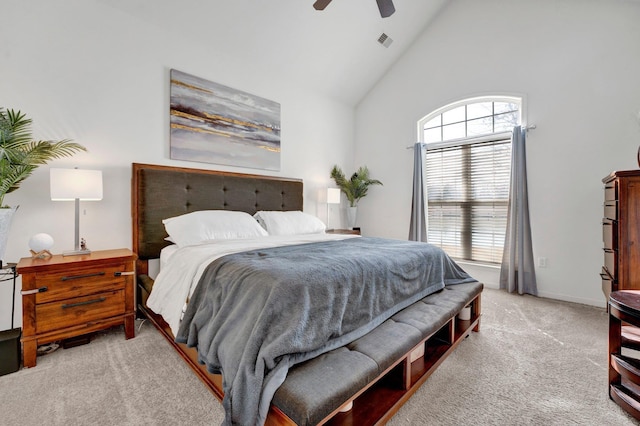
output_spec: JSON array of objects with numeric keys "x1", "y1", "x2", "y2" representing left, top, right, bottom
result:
[{"x1": 132, "y1": 163, "x2": 303, "y2": 268}]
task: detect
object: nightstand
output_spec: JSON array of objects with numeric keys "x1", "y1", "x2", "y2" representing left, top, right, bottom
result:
[
  {"x1": 17, "y1": 248, "x2": 136, "y2": 367},
  {"x1": 327, "y1": 228, "x2": 361, "y2": 235}
]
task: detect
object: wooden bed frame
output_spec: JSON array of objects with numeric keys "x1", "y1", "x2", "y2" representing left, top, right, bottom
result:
[{"x1": 131, "y1": 162, "x2": 482, "y2": 426}]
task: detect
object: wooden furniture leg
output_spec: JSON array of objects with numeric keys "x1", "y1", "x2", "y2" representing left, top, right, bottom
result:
[{"x1": 22, "y1": 338, "x2": 37, "y2": 368}]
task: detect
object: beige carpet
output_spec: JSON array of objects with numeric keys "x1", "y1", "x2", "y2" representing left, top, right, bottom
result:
[{"x1": 0, "y1": 288, "x2": 637, "y2": 425}]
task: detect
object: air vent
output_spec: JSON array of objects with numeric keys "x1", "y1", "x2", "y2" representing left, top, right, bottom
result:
[{"x1": 377, "y1": 33, "x2": 393, "y2": 48}]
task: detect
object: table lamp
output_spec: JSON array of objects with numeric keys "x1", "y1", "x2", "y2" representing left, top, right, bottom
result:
[
  {"x1": 50, "y1": 168, "x2": 103, "y2": 256},
  {"x1": 327, "y1": 187, "x2": 341, "y2": 230}
]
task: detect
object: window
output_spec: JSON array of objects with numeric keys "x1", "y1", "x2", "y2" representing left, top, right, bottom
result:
[
  {"x1": 419, "y1": 97, "x2": 521, "y2": 264},
  {"x1": 423, "y1": 100, "x2": 519, "y2": 144}
]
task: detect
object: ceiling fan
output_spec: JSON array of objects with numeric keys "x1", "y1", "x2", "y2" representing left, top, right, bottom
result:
[{"x1": 313, "y1": 0, "x2": 396, "y2": 18}]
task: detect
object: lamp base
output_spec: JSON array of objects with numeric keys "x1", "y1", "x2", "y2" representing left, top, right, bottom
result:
[
  {"x1": 30, "y1": 249, "x2": 52, "y2": 259},
  {"x1": 63, "y1": 237, "x2": 90, "y2": 256},
  {"x1": 62, "y1": 249, "x2": 91, "y2": 257}
]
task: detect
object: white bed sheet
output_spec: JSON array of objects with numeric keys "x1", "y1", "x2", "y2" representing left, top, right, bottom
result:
[
  {"x1": 147, "y1": 233, "x2": 359, "y2": 336},
  {"x1": 159, "y1": 243, "x2": 179, "y2": 270}
]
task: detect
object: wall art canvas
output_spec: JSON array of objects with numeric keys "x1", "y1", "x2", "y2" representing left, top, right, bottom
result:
[{"x1": 170, "y1": 69, "x2": 281, "y2": 171}]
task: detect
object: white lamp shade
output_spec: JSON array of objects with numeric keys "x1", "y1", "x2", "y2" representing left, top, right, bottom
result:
[
  {"x1": 50, "y1": 168, "x2": 103, "y2": 201},
  {"x1": 327, "y1": 188, "x2": 341, "y2": 204}
]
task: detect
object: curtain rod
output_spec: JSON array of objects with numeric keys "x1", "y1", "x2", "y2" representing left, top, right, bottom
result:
[{"x1": 405, "y1": 124, "x2": 537, "y2": 149}]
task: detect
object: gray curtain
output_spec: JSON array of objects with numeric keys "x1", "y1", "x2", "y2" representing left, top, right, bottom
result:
[
  {"x1": 500, "y1": 126, "x2": 537, "y2": 295},
  {"x1": 409, "y1": 142, "x2": 428, "y2": 242}
]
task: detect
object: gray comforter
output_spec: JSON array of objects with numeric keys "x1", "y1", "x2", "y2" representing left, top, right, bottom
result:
[{"x1": 176, "y1": 237, "x2": 475, "y2": 426}]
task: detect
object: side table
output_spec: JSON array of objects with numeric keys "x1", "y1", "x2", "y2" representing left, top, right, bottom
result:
[
  {"x1": 18, "y1": 249, "x2": 136, "y2": 367},
  {"x1": 326, "y1": 228, "x2": 361, "y2": 235},
  {"x1": 609, "y1": 290, "x2": 640, "y2": 420}
]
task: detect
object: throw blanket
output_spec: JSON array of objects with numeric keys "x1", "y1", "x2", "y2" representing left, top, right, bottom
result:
[{"x1": 176, "y1": 237, "x2": 475, "y2": 425}]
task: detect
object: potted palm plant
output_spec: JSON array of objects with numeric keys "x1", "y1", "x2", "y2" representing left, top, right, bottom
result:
[
  {"x1": 0, "y1": 108, "x2": 86, "y2": 260},
  {"x1": 330, "y1": 165, "x2": 382, "y2": 228}
]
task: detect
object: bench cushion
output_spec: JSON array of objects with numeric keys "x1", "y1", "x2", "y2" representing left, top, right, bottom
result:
[
  {"x1": 272, "y1": 281, "x2": 482, "y2": 425},
  {"x1": 271, "y1": 347, "x2": 379, "y2": 425}
]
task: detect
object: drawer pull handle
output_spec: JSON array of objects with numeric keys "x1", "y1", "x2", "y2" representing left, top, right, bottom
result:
[
  {"x1": 114, "y1": 271, "x2": 135, "y2": 277},
  {"x1": 600, "y1": 271, "x2": 617, "y2": 283},
  {"x1": 21, "y1": 286, "x2": 48, "y2": 295},
  {"x1": 62, "y1": 297, "x2": 106, "y2": 309},
  {"x1": 61, "y1": 272, "x2": 105, "y2": 281}
]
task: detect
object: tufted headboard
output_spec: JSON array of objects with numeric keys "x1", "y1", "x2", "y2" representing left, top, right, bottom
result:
[{"x1": 131, "y1": 163, "x2": 303, "y2": 273}]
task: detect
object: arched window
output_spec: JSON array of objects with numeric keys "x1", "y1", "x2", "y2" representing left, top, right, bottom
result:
[{"x1": 418, "y1": 96, "x2": 522, "y2": 264}]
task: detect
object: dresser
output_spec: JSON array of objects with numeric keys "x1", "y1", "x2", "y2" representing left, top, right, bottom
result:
[
  {"x1": 602, "y1": 171, "x2": 640, "y2": 302},
  {"x1": 17, "y1": 248, "x2": 136, "y2": 367}
]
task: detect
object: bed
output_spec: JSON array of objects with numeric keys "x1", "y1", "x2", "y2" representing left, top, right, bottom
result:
[{"x1": 131, "y1": 162, "x2": 483, "y2": 426}]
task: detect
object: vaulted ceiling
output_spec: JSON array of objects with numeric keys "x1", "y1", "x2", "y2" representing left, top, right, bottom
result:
[{"x1": 99, "y1": 0, "x2": 449, "y2": 106}]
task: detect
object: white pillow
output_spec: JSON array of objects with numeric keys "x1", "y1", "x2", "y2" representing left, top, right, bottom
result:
[
  {"x1": 254, "y1": 210, "x2": 326, "y2": 236},
  {"x1": 162, "y1": 210, "x2": 267, "y2": 247}
]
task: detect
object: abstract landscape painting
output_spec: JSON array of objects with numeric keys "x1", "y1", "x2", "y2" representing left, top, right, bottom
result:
[{"x1": 170, "y1": 69, "x2": 281, "y2": 171}]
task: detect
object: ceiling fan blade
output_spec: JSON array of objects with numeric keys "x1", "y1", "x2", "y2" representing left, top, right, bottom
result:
[
  {"x1": 313, "y1": 0, "x2": 333, "y2": 11},
  {"x1": 376, "y1": 0, "x2": 395, "y2": 18}
]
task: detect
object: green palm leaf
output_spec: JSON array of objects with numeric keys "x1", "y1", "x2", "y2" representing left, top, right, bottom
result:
[
  {"x1": 330, "y1": 165, "x2": 382, "y2": 207},
  {"x1": 0, "y1": 108, "x2": 86, "y2": 207}
]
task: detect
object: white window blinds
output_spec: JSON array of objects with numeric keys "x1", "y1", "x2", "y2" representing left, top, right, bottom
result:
[{"x1": 425, "y1": 137, "x2": 511, "y2": 263}]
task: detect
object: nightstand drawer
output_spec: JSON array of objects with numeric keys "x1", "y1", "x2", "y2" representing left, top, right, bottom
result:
[
  {"x1": 34, "y1": 264, "x2": 128, "y2": 304},
  {"x1": 35, "y1": 289, "x2": 125, "y2": 334}
]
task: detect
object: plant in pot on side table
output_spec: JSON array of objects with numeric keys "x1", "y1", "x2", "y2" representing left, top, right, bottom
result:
[
  {"x1": 329, "y1": 164, "x2": 383, "y2": 231},
  {"x1": 0, "y1": 108, "x2": 85, "y2": 374}
]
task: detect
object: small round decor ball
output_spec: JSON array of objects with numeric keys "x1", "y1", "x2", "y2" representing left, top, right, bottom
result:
[{"x1": 29, "y1": 233, "x2": 54, "y2": 253}]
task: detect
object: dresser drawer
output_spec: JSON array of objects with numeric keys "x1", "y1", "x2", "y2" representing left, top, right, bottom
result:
[
  {"x1": 604, "y1": 201, "x2": 618, "y2": 221},
  {"x1": 604, "y1": 249, "x2": 617, "y2": 279},
  {"x1": 35, "y1": 290, "x2": 125, "y2": 334},
  {"x1": 604, "y1": 183, "x2": 617, "y2": 201},
  {"x1": 601, "y1": 267, "x2": 616, "y2": 299},
  {"x1": 34, "y1": 264, "x2": 128, "y2": 304},
  {"x1": 603, "y1": 219, "x2": 617, "y2": 250}
]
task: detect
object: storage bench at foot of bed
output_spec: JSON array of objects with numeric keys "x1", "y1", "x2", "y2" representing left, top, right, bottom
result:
[
  {"x1": 137, "y1": 279, "x2": 482, "y2": 426},
  {"x1": 270, "y1": 281, "x2": 483, "y2": 426}
]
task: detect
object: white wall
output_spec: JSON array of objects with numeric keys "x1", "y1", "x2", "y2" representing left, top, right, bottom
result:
[
  {"x1": 355, "y1": 0, "x2": 640, "y2": 307},
  {"x1": 0, "y1": 1, "x2": 355, "y2": 329}
]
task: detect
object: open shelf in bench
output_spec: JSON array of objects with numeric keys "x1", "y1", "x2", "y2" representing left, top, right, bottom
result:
[{"x1": 326, "y1": 297, "x2": 481, "y2": 426}]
